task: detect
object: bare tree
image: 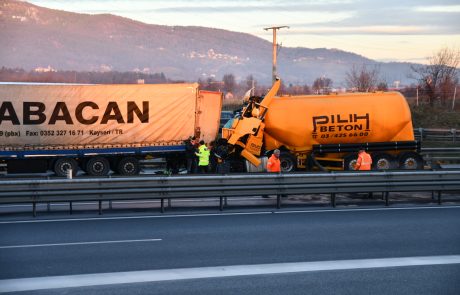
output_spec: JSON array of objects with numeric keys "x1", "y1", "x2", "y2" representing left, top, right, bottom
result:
[
  {"x1": 244, "y1": 74, "x2": 257, "y2": 96},
  {"x1": 222, "y1": 73, "x2": 236, "y2": 94},
  {"x1": 377, "y1": 82, "x2": 388, "y2": 91},
  {"x1": 284, "y1": 84, "x2": 311, "y2": 95},
  {"x1": 312, "y1": 76, "x2": 333, "y2": 94},
  {"x1": 245, "y1": 74, "x2": 255, "y2": 89},
  {"x1": 198, "y1": 77, "x2": 222, "y2": 91},
  {"x1": 411, "y1": 47, "x2": 460, "y2": 107},
  {"x1": 345, "y1": 64, "x2": 380, "y2": 92}
]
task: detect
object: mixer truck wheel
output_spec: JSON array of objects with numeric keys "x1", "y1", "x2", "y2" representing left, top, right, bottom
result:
[
  {"x1": 398, "y1": 152, "x2": 424, "y2": 170},
  {"x1": 343, "y1": 153, "x2": 358, "y2": 171},
  {"x1": 117, "y1": 157, "x2": 140, "y2": 176},
  {"x1": 54, "y1": 158, "x2": 78, "y2": 177},
  {"x1": 86, "y1": 156, "x2": 110, "y2": 176},
  {"x1": 280, "y1": 152, "x2": 296, "y2": 172},
  {"x1": 372, "y1": 153, "x2": 395, "y2": 170}
]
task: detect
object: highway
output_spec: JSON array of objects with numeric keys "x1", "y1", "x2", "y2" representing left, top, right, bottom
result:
[{"x1": 1, "y1": 206, "x2": 459, "y2": 294}]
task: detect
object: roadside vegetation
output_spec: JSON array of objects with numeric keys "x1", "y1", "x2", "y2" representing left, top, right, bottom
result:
[{"x1": 410, "y1": 105, "x2": 459, "y2": 128}]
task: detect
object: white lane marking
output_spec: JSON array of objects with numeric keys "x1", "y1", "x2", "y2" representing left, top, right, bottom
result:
[
  {"x1": 0, "y1": 238, "x2": 162, "y2": 249},
  {"x1": 1, "y1": 205, "x2": 460, "y2": 224},
  {"x1": 0, "y1": 255, "x2": 459, "y2": 293}
]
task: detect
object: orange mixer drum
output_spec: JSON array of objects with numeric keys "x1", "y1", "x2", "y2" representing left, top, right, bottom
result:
[{"x1": 263, "y1": 92, "x2": 414, "y2": 152}]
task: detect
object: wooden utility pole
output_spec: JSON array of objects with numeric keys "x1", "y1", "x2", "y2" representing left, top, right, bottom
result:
[
  {"x1": 452, "y1": 86, "x2": 457, "y2": 110},
  {"x1": 264, "y1": 26, "x2": 289, "y2": 84}
]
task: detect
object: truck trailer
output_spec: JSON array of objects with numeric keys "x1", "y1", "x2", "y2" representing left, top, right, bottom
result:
[
  {"x1": 0, "y1": 83, "x2": 222, "y2": 176},
  {"x1": 222, "y1": 78, "x2": 423, "y2": 172}
]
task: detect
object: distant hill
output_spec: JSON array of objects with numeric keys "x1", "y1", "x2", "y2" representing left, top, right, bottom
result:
[{"x1": 0, "y1": 0, "x2": 417, "y2": 85}]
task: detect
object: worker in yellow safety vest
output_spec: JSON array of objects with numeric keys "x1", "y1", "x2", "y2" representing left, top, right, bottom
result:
[
  {"x1": 355, "y1": 149, "x2": 372, "y2": 170},
  {"x1": 195, "y1": 140, "x2": 210, "y2": 173}
]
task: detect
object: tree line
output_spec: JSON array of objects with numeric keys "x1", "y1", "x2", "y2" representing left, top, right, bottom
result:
[
  {"x1": 0, "y1": 67, "x2": 169, "y2": 84},
  {"x1": 1, "y1": 47, "x2": 458, "y2": 110}
]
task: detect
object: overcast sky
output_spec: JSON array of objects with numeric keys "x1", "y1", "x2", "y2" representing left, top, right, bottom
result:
[{"x1": 28, "y1": 0, "x2": 460, "y2": 63}]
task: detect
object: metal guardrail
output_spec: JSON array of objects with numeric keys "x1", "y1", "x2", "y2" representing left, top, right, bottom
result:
[
  {"x1": 139, "y1": 147, "x2": 460, "y2": 171},
  {"x1": 1, "y1": 170, "x2": 459, "y2": 216},
  {"x1": 415, "y1": 128, "x2": 458, "y2": 143},
  {"x1": 421, "y1": 147, "x2": 460, "y2": 167}
]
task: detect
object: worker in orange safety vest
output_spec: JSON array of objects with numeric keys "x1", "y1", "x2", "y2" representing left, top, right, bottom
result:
[
  {"x1": 267, "y1": 149, "x2": 281, "y2": 172},
  {"x1": 264, "y1": 149, "x2": 286, "y2": 199},
  {"x1": 355, "y1": 149, "x2": 372, "y2": 170}
]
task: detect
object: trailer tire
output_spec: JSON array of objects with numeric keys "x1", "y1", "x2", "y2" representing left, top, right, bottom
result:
[
  {"x1": 398, "y1": 152, "x2": 423, "y2": 170},
  {"x1": 344, "y1": 153, "x2": 358, "y2": 171},
  {"x1": 117, "y1": 157, "x2": 140, "y2": 176},
  {"x1": 372, "y1": 153, "x2": 395, "y2": 170},
  {"x1": 54, "y1": 158, "x2": 78, "y2": 177},
  {"x1": 86, "y1": 157, "x2": 110, "y2": 176},
  {"x1": 280, "y1": 152, "x2": 296, "y2": 172}
]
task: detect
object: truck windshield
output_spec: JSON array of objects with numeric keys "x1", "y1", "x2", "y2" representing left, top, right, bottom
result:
[{"x1": 223, "y1": 118, "x2": 234, "y2": 129}]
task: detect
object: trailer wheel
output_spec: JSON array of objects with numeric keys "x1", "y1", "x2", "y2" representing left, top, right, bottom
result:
[
  {"x1": 398, "y1": 152, "x2": 424, "y2": 170},
  {"x1": 372, "y1": 153, "x2": 395, "y2": 170},
  {"x1": 54, "y1": 158, "x2": 78, "y2": 177},
  {"x1": 117, "y1": 157, "x2": 140, "y2": 176},
  {"x1": 86, "y1": 157, "x2": 110, "y2": 176},
  {"x1": 280, "y1": 152, "x2": 296, "y2": 172},
  {"x1": 344, "y1": 153, "x2": 358, "y2": 171}
]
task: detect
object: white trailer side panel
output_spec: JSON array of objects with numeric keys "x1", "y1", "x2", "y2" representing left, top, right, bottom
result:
[{"x1": 0, "y1": 83, "x2": 198, "y2": 148}]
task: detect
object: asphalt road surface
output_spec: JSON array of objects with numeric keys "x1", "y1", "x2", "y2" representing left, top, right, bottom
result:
[{"x1": 1, "y1": 206, "x2": 459, "y2": 294}]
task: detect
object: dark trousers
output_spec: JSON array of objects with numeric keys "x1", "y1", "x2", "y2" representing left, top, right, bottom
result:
[
  {"x1": 187, "y1": 158, "x2": 197, "y2": 174},
  {"x1": 198, "y1": 165, "x2": 209, "y2": 174},
  {"x1": 216, "y1": 162, "x2": 230, "y2": 174}
]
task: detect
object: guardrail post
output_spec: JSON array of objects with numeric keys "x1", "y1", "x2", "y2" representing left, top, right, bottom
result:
[
  {"x1": 109, "y1": 201, "x2": 113, "y2": 210},
  {"x1": 437, "y1": 192, "x2": 442, "y2": 205},
  {"x1": 331, "y1": 193, "x2": 336, "y2": 208},
  {"x1": 69, "y1": 201, "x2": 73, "y2": 215},
  {"x1": 219, "y1": 196, "x2": 224, "y2": 211},
  {"x1": 32, "y1": 202, "x2": 36, "y2": 217},
  {"x1": 276, "y1": 195, "x2": 281, "y2": 209},
  {"x1": 161, "y1": 198, "x2": 164, "y2": 213},
  {"x1": 47, "y1": 202, "x2": 51, "y2": 212},
  {"x1": 168, "y1": 198, "x2": 172, "y2": 208},
  {"x1": 98, "y1": 200, "x2": 102, "y2": 215},
  {"x1": 385, "y1": 192, "x2": 389, "y2": 206}
]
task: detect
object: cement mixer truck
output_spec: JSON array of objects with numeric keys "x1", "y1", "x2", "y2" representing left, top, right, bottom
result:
[{"x1": 222, "y1": 78, "x2": 423, "y2": 172}]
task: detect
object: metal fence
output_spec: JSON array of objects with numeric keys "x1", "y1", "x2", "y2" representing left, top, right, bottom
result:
[
  {"x1": 414, "y1": 128, "x2": 458, "y2": 143},
  {"x1": 1, "y1": 170, "x2": 459, "y2": 216},
  {"x1": 420, "y1": 147, "x2": 460, "y2": 167}
]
